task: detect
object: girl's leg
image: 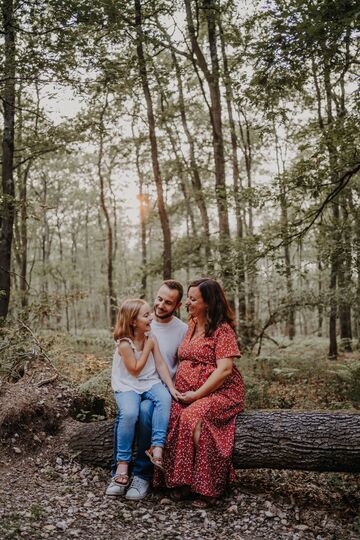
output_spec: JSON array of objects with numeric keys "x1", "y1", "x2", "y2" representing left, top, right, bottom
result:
[
  {"x1": 111, "y1": 409, "x2": 120, "y2": 477},
  {"x1": 133, "y1": 399, "x2": 154, "y2": 480},
  {"x1": 143, "y1": 383, "x2": 172, "y2": 452},
  {"x1": 114, "y1": 391, "x2": 141, "y2": 478}
]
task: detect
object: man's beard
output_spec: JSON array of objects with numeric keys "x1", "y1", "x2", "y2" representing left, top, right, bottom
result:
[{"x1": 154, "y1": 306, "x2": 177, "y2": 320}]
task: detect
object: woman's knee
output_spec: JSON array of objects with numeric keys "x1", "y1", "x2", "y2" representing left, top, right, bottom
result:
[
  {"x1": 193, "y1": 420, "x2": 202, "y2": 446},
  {"x1": 180, "y1": 406, "x2": 201, "y2": 429}
]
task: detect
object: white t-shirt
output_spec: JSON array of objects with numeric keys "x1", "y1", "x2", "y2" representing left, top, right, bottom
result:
[
  {"x1": 111, "y1": 338, "x2": 161, "y2": 394},
  {"x1": 151, "y1": 316, "x2": 188, "y2": 380}
]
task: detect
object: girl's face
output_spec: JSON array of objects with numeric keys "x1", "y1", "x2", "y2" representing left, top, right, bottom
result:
[
  {"x1": 133, "y1": 303, "x2": 152, "y2": 334},
  {"x1": 185, "y1": 286, "x2": 207, "y2": 319}
]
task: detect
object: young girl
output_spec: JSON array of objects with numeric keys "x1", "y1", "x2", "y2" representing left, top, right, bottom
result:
[{"x1": 111, "y1": 298, "x2": 179, "y2": 489}]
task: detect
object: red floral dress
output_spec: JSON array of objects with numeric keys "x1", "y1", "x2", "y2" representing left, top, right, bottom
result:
[{"x1": 156, "y1": 319, "x2": 245, "y2": 497}]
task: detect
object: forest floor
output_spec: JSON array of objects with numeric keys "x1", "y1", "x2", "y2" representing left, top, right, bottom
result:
[{"x1": 1, "y1": 332, "x2": 360, "y2": 539}]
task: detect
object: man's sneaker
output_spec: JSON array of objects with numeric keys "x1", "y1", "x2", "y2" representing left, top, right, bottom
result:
[
  {"x1": 105, "y1": 478, "x2": 127, "y2": 496},
  {"x1": 125, "y1": 476, "x2": 150, "y2": 500}
]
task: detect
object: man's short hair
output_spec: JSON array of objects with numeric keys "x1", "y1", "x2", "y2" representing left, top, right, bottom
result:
[{"x1": 162, "y1": 280, "x2": 183, "y2": 303}]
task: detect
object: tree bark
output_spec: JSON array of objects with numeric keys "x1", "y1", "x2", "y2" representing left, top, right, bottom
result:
[
  {"x1": 68, "y1": 411, "x2": 360, "y2": 472},
  {"x1": 151, "y1": 61, "x2": 197, "y2": 239},
  {"x1": 184, "y1": 0, "x2": 232, "y2": 287},
  {"x1": 171, "y1": 51, "x2": 212, "y2": 269},
  {"x1": 238, "y1": 107, "x2": 257, "y2": 341},
  {"x1": 97, "y1": 93, "x2": 117, "y2": 327},
  {"x1": 132, "y1": 121, "x2": 148, "y2": 298},
  {"x1": 0, "y1": 0, "x2": 16, "y2": 319},
  {"x1": 328, "y1": 201, "x2": 339, "y2": 359},
  {"x1": 273, "y1": 120, "x2": 295, "y2": 340},
  {"x1": 218, "y1": 21, "x2": 246, "y2": 327},
  {"x1": 135, "y1": 0, "x2": 172, "y2": 279},
  {"x1": 338, "y1": 197, "x2": 352, "y2": 351}
]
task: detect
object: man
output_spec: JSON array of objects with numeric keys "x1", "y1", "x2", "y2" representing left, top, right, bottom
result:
[{"x1": 106, "y1": 279, "x2": 188, "y2": 499}]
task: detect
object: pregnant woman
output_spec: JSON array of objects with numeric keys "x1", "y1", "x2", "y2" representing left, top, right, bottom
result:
[{"x1": 157, "y1": 277, "x2": 245, "y2": 507}]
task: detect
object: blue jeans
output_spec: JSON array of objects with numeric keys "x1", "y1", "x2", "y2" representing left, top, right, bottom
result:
[
  {"x1": 111, "y1": 399, "x2": 154, "y2": 479},
  {"x1": 113, "y1": 383, "x2": 171, "y2": 465}
]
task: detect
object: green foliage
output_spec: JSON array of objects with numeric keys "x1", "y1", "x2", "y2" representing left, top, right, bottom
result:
[
  {"x1": 30, "y1": 504, "x2": 43, "y2": 520},
  {"x1": 239, "y1": 336, "x2": 359, "y2": 411},
  {"x1": 75, "y1": 408, "x2": 106, "y2": 422}
]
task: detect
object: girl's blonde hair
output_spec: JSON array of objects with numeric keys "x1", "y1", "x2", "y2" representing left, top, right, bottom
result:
[{"x1": 113, "y1": 298, "x2": 147, "y2": 341}]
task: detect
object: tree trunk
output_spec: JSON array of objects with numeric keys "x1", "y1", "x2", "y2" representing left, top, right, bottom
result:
[
  {"x1": 338, "y1": 197, "x2": 352, "y2": 351},
  {"x1": 151, "y1": 61, "x2": 197, "y2": 239},
  {"x1": 328, "y1": 201, "x2": 339, "y2": 359},
  {"x1": 349, "y1": 193, "x2": 360, "y2": 346},
  {"x1": 135, "y1": 0, "x2": 172, "y2": 279},
  {"x1": 171, "y1": 51, "x2": 212, "y2": 270},
  {"x1": 317, "y1": 251, "x2": 323, "y2": 337},
  {"x1": 238, "y1": 107, "x2": 257, "y2": 342},
  {"x1": 97, "y1": 93, "x2": 117, "y2": 327},
  {"x1": 218, "y1": 21, "x2": 246, "y2": 327},
  {"x1": 133, "y1": 128, "x2": 148, "y2": 298},
  {"x1": 13, "y1": 84, "x2": 31, "y2": 311},
  {"x1": 68, "y1": 411, "x2": 360, "y2": 472},
  {"x1": 40, "y1": 174, "x2": 51, "y2": 326},
  {"x1": 184, "y1": 0, "x2": 232, "y2": 287},
  {"x1": 0, "y1": 0, "x2": 16, "y2": 319}
]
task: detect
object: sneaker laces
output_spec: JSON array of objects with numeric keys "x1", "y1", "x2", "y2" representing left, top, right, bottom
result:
[{"x1": 130, "y1": 476, "x2": 148, "y2": 490}]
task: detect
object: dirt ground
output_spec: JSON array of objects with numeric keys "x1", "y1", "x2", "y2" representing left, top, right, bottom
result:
[
  {"x1": 0, "y1": 357, "x2": 359, "y2": 540},
  {"x1": 1, "y1": 428, "x2": 360, "y2": 540}
]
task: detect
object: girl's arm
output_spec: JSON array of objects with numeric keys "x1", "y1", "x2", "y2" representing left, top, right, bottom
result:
[
  {"x1": 178, "y1": 357, "x2": 233, "y2": 403},
  {"x1": 119, "y1": 339, "x2": 153, "y2": 377},
  {"x1": 152, "y1": 336, "x2": 180, "y2": 400}
]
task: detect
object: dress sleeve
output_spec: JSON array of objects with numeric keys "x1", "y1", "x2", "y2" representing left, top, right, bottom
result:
[{"x1": 214, "y1": 323, "x2": 241, "y2": 360}]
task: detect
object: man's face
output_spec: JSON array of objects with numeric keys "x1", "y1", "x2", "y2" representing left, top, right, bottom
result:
[{"x1": 154, "y1": 285, "x2": 181, "y2": 320}]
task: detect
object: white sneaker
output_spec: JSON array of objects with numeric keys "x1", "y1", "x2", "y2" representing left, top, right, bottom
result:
[
  {"x1": 105, "y1": 478, "x2": 127, "y2": 496},
  {"x1": 125, "y1": 476, "x2": 150, "y2": 500}
]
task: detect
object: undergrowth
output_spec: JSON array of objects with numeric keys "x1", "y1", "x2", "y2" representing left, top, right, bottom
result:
[{"x1": 2, "y1": 322, "x2": 359, "y2": 413}]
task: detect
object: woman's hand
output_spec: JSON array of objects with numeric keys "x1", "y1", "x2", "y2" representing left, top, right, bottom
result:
[
  {"x1": 178, "y1": 391, "x2": 198, "y2": 404},
  {"x1": 169, "y1": 386, "x2": 181, "y2": 401}
]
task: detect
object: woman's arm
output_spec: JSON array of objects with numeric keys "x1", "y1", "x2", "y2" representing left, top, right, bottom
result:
[
  {"x1": 152, "y1": 336, "x2": 180, "y2": 400},
  {"x1": 119, "y1": 339, "x2": 153, "y2": 377},
  {"x1": 179, "y1": 357, "x2": 233, "y2": 403}
]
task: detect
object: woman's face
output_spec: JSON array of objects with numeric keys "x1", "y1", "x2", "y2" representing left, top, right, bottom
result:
[
  {"x1": 186, "y1": 286, "x2": 207, "y2": 318},
  {"x1": 134, "y1": 303, "x2": 152, "y2": 333}
]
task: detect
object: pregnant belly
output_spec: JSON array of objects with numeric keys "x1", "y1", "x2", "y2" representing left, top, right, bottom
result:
[{"x1": 175, "y1": 360, "x2": 214, "y2": 392}]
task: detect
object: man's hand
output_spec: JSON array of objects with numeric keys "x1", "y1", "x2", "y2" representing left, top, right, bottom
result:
[
  {"x1": 169, "y1": 386, "x2": 181, "y2": 401},
  {"x1": 178, "y1": 391, "x2": 198, "y2": 404}
]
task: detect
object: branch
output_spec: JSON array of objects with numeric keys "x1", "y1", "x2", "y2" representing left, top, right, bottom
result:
[
  {"x1": 17, "y1": 319, "x2": 58, "y2": 372},
  {"x1": 0, "y1": 265, "x2": 31, "y2": 290},
  {"x1": 287, "y1": 161, "x2": 360, "y2": 242},
  {"x1": 252, "y1": 161, "x2": 360, "y2": 265}
]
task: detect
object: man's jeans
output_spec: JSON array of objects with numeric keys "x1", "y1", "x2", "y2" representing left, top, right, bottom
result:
[{"x1": 112, "y1": 383, "x2": 171, "y2": 475}]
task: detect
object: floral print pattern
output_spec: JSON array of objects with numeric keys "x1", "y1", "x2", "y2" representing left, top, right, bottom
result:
[{"x1": 155, "y1": 320, "x2": 245, "y2": 497}]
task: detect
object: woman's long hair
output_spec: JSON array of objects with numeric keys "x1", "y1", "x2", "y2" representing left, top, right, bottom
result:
[
  {"x1": 113, "y1": 298, "x2": 146, "y2": 341},
  {"x1": 188, "y1": 278, "x2": 235, "y2": 337}
]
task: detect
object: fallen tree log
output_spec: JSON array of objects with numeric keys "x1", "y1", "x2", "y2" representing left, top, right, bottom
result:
[{"x1": 68, "y1": 411, "x2": 360, "y2": 472}]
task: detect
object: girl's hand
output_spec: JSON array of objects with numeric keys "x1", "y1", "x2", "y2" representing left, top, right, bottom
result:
[
  {"x1": 149, "y1": 333, "x2": 158, "y2": 346},
  {"x1": 144, "y1": 336, "x2": 155, "y2": 351},
  {"x1": 178, "y1": 391, "x2": 198, "y2": 404}
]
